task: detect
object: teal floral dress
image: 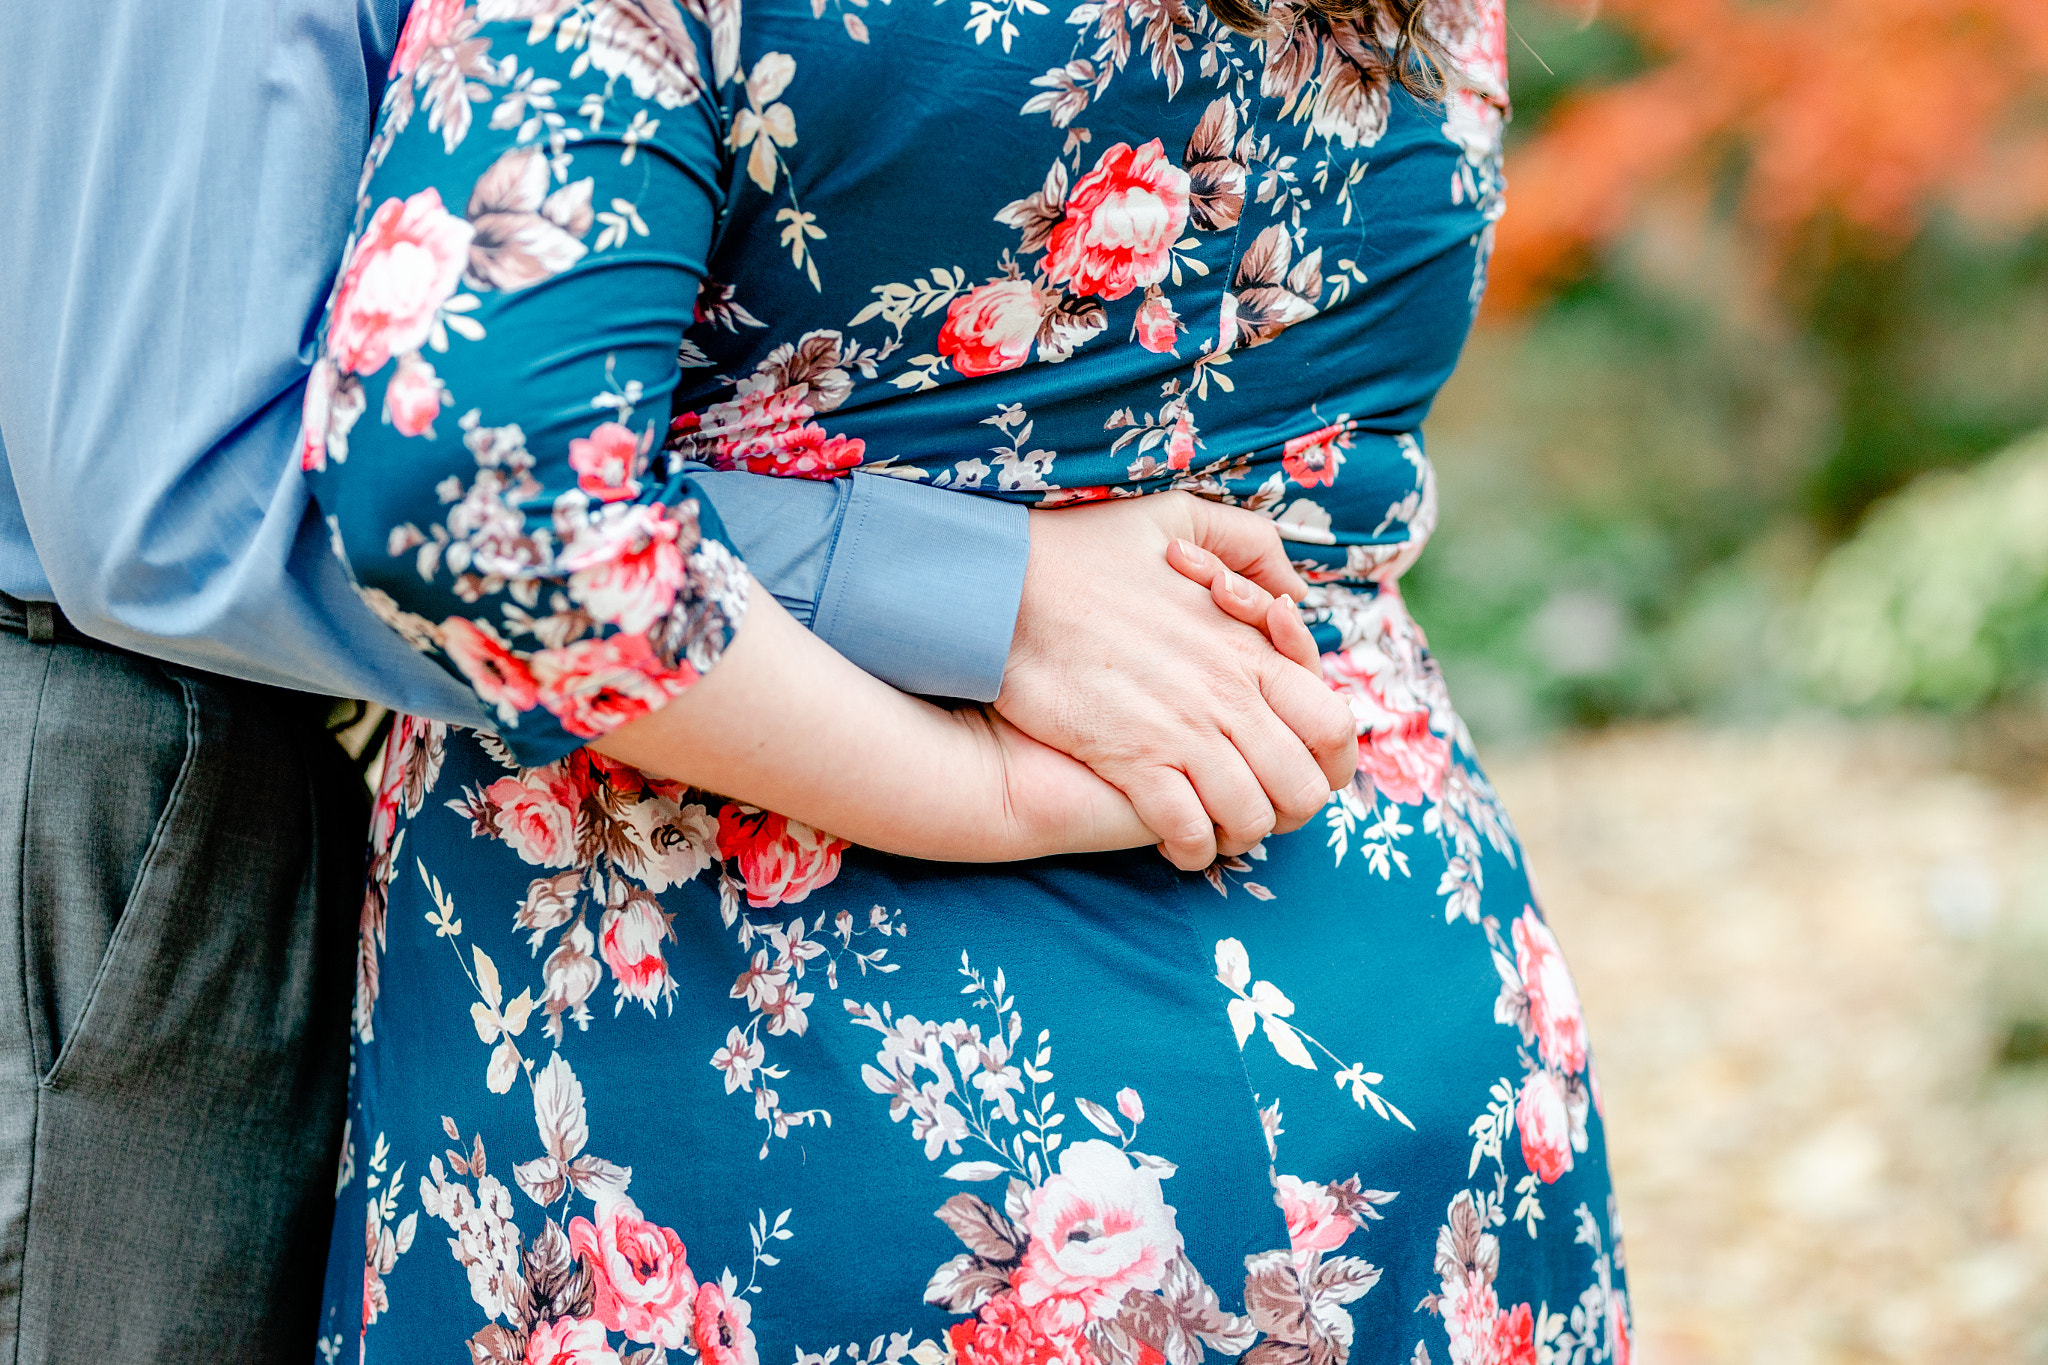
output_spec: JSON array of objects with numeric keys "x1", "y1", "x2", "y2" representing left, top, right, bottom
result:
[{"x1": 304, "y1": 1, "x2": 1633, "y2": 1364}]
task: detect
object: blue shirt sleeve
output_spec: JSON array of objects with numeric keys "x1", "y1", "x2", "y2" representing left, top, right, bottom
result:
[
  {"x1": 0, "y1": 0, "x2": 1022, "y2": 732},
  {"x1": 688, "y1": 470, "x2": 1026, "y2": 703}
]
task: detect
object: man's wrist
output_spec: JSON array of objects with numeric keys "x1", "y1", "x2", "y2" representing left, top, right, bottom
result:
[{"x1": 811, "y1": 475, "x2": 1028, "y2": 701}]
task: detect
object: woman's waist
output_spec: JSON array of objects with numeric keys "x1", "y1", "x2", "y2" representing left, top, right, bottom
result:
[{"x1": 668, "y1": 398, "x2": 1439, "y2": 571}]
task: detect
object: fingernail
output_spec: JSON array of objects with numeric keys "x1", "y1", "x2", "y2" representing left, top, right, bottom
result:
[
  {"x1": 1172, "y1": 537, "x2": 1203, "y2": 563},
  {"x1": 1225, "y1": 571, "x2": 1257, "y2": 604}
]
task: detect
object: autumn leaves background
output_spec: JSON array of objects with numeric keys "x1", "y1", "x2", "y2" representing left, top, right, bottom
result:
[{"x1": 1405, "y1": 0, "x2": 2048, "y2": 740}]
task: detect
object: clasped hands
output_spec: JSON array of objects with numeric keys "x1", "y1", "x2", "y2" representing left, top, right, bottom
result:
[
  {"x1": 591, "y1": 490, "x2": 1357, "y2": 870},
  {"x1": 984, "y1": 490, "x2": 1356, "y2": 871}
]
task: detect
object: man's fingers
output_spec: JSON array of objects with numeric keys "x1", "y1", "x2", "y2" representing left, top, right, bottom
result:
[
  {"x1": 1123, "y1": 767, "x2": 1220, "y2": 871},
  {"x1": 1261, "y1": 660, "x2": 1359, "y2": 792},
  {"x1": 1185, "y1": 500, "x2": 1311, "y2": 601},
  {"x1": 1266, "y1": 595, "x2": 1323, "y2": 672}
]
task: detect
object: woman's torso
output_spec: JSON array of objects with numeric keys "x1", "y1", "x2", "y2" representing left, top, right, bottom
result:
[
  {"x1": 661, "y1": 0, "x2": 1509, "y2": 587},
  {"x1": 320, "y1": 6, "x2": 1640, "y2": 1364}
]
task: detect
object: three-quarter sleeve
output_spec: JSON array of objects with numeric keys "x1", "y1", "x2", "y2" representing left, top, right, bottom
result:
[{"x1": 301, "y1": 5, "x2": 748, "y2": 768}]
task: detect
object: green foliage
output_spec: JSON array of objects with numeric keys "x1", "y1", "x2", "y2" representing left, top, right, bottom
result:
[
  {"x1": 1804, "y1": 429, "x2": 2048, "y2": 711},
  {"x1": 1405, "y1": 11, "x2": 2048, "y2": 741}
]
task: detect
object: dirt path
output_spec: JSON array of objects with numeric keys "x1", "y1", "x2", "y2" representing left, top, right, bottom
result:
[{"x1": 1489, "y1": 721, "x2": 2048, "y2": 1364}]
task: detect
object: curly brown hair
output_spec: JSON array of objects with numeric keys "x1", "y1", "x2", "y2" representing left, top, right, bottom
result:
[{"x1": 1199, "y1": 0, "x2": 1455, "y2": 102}]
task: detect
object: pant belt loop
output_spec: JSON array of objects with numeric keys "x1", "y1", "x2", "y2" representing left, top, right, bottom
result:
[{"x1": 26, "y1": 602, "x2": 56, "y2": 644}]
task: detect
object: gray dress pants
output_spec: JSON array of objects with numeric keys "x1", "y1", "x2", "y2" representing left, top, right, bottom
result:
[{"x1": 0, "y1": 603, "x2": 362, "y2": 1364}]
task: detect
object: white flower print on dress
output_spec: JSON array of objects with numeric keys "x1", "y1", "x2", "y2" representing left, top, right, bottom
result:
[
  {"x1": 1213, "y1": 937, "x2": 1413, "y2": 1127},
  {"x1": 844, "y1": 958, "x2": 1426, "y2": 1365}
]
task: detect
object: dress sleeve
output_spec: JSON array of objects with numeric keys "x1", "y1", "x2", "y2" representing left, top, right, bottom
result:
[{"x1": 302, "y1": 4, "x2": 748, "y2": 768}]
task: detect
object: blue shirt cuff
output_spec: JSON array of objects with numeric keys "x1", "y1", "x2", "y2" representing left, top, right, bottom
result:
[
  {"x1": 813, "y1": 475, "x2": 1027, "y2": 702},
  {"x1": 684, "y1": 468, "x2": 845, "y2": 627}
]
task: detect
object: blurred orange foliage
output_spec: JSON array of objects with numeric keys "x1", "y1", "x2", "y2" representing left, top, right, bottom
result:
[{"x1": 1489, "y1": 0, "x2": 2048, "y2": 313}]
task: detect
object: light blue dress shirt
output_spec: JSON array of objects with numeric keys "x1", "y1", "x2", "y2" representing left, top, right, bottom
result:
[{"x1": 0, "y1": 0, "x2": 1026, "y2": 726}]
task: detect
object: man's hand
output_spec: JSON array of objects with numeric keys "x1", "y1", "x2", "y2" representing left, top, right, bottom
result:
[{"x1": 995, "y1": 492, "x2": 1357, "y2": 872}]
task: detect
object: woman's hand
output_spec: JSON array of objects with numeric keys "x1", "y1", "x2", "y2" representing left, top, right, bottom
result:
[
  {"x1": 592, "y1": 583, "x2": 1156, "y2": 863},
  {"x1": 995, "y1": 492, "x2": 1357, "y2": 872},
  {"x1": 1163, "y1": 535, "x2": 1324, "y2": 668}
]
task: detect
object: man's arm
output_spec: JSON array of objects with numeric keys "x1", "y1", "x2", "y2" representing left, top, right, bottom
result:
[
  {"x1": 0, "y1": 0, "x2": 1023, "y2": 724},
  {"x1": 688, "y1": 469, "x2": 1027, "y2": 703}
]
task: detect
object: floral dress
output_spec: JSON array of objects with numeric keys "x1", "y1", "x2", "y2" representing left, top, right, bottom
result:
[{"x1": 305, "y1": 1, "x2": 1632, "y2": 1364}]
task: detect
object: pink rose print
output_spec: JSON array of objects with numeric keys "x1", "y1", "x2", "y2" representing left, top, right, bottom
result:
[
  {"x1": 714, "y1": 805, "x2": 848, "y2": 908},
  {"x1": 1043, "y1": 140, "x2": 1191, "y2": 302},
  {"x1": 1013, "y1": 1140, "x2": 1183, "y2": 1319},
  {"x1": 486, "y1": 773, "x2": 577, "y2": 869},
  {"x1": 1512, "y1": 910, "x2": 1588, "y2": 1075},
  {"x1": 390, "y1": 0, "x2": 466, "y2": 80},
  {"x1": 1442, "y1": 1277, "x2": 1536, "y2": 1365},
  {"x1": 1439, "y1": 0, "x2": 1510, "y2": 162},
  {"x1": 530, "y1": 632, "x2": 694, "y2": 739},
  {"x1": 326, "y1": 186, "x2": 474, "y2": 377},
  {"x1": 568, "y1": 421, "x2": 647, "y2": 502},
  {"x1": 1132, "y1": 288, "x2": 1180, "y2": 353},
  {"x1": 300, "y1": 359, "x2": 337, "y2": 472},
  {"x1": 690, "y1": 1277, "x2": 758, "y2": 1365},
  {"x1": 301, "y1": 360, "x2": 367, "y2": 472},
  {"x1": 749, "y1": 423, "x2": 866, "y2": 480},
  {"x1": 562, "y1": 504, "x2": 689, "y2": 635},
  {"x1": 1515, "y1": 1068, "x2": 1575, "y2": 1184},
  {"x1": 441, "y1": 616, "x2": 540, "y2": 719},
  {"x1": 1323, "y1": 643, "x2": 1451, "y2": 808},
  {"x1": 1358, "y1": 707, "x2": 1450, "y2": 807},
  {"x1": 939, "y1": 280, "x2": 1045, "y2": 376},
  {"x1": 1272, "y1": 1174, "x2": 1356, "y2": 1268},
  {"x1": 1281, "y1": 424, "x2": 1351, "y2": 489},
  {"x1": 948, "y1": 1293, "x2": 1099, "y2": 1365},
  {"x1": 1442, "y1": 1277, "x2": 1497, "y2": 1365},
  {"x1": 1493, "y1": 1303, "x2": 1538, "y2": 1365},
  {"x1": 1115, "y1": 1088, "x2": 1144, "y2": 1124},
  {"x1": 567, "y1": 1195, "x2": 697, "y2": 1348},
  {"x1": 598, "y1": 887, "x2": 678, "y2": 1012},
  {"x1": 1608, "y1": 1288, "x2": 1633, "y2": 1365},
  {"x1": 383, "y1": 354, "x2": 448, "y2": 437},
  {"x1": 1461, "y1": 0, "x2": 1509, "y2": 92},
  {"x1": 1165, "y1": 410, "x2": 1197, "y2": 470},
  {"x1": 702, "y1": 375, "x2": 866, "y2": 480},
  {"x1": 525, "y1": 1316, "x2": 623, "y2": 1365}
]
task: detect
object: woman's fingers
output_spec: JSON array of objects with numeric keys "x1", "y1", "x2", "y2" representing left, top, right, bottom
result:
[
  {"x1": 1265, "y1": 594, "x2": 1323, "y2": 672},
  {"x1": 1121, "y1": 765, "x2": 1221, "y2": 871},
  {"x1": 1168, "y1": 538, "x2": 1323, "y2": 672},
  {"x1": 1180, "y1": 497, "x2": 1312, "y2": 601},
  {"x1": 1186, "y1": 742, "x2": 1279, "y2": 858},
  {"x1": 1169, "y1": 538, "x2": 1264, "y2": 623}
]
